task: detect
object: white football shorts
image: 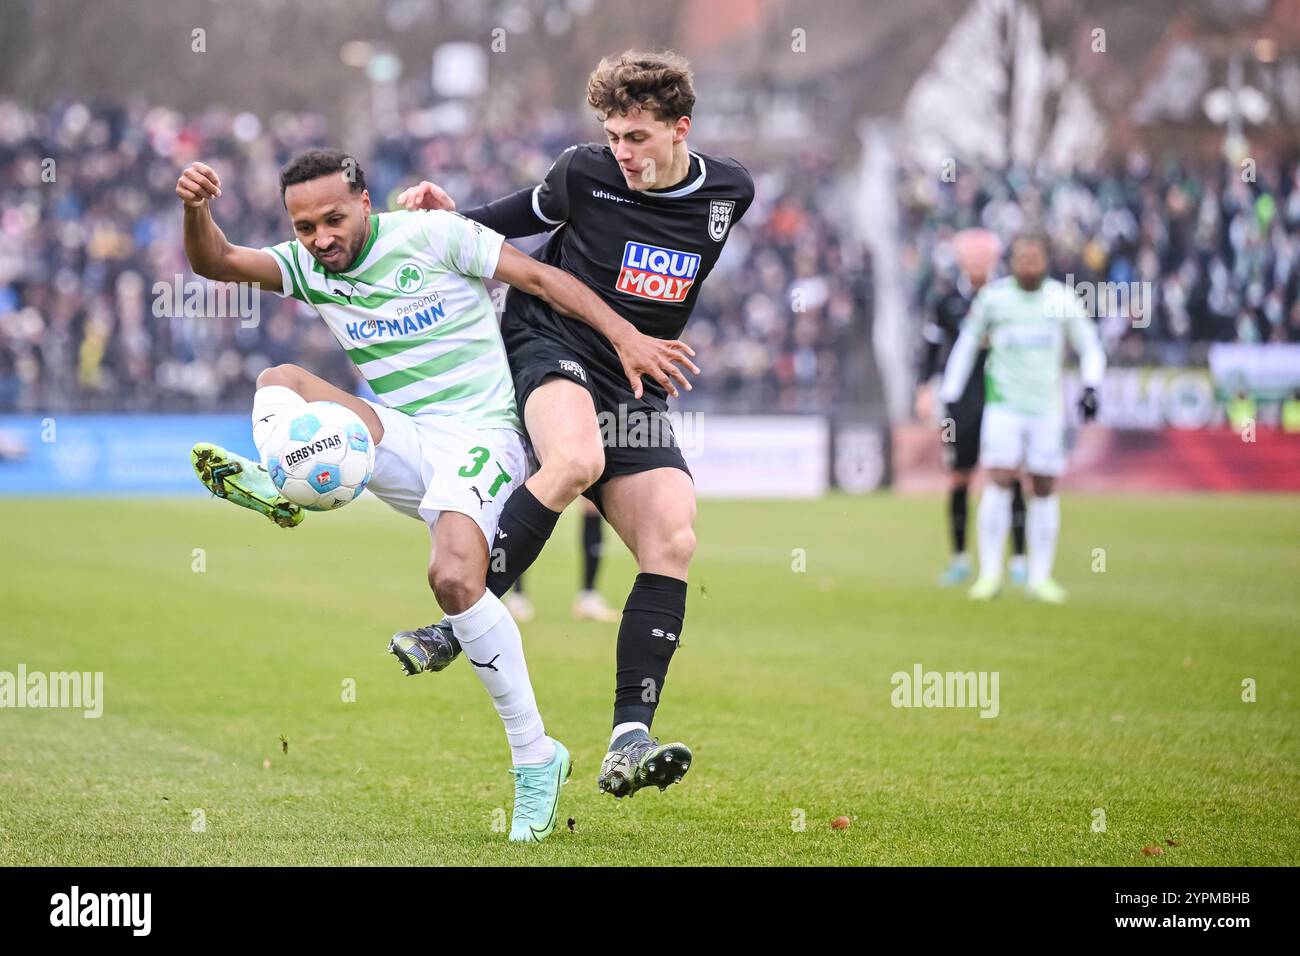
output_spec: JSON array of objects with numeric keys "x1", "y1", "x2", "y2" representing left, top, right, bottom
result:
[
  {"x1": 361, "y1": 399, "x2": 532, "y2": 545},
  {"x1": 979, "y1": 404, "x2": 1067, "y2": 477}
]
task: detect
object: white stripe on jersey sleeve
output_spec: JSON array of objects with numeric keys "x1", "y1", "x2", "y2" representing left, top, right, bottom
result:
[
  {"x1": 531, "y1": 184, "x2": 564, "y2": 225},
  {"x1": 260, "y1": 240, "x2": 299, "y2": 299}
]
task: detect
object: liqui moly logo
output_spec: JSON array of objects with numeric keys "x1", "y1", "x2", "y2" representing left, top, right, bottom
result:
[{"x1": 616, "y1": 242, "x2": 700, "y2": 303}]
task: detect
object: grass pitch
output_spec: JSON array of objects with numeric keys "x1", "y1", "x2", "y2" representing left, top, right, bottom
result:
[{"x1": 1, "y1": 492, "x2": 1297, "y2": 865}]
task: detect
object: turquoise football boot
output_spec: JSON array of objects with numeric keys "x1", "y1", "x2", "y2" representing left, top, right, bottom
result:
[
  {"x1": 508, "y1": 738, "x2": 571, "y2": 843},
  {"x1": 937, "y1": 553, "x2": 972, "y2": 587}
]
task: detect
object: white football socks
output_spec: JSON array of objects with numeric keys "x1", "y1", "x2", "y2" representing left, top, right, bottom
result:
[
  {"x1": 445, "y1": 590, "x2": 554, "y2": 767},
  {"x1": 250, "y1": 385, "x2": 306, "y2": 464},
  {"x1": 976, "y1": 483, "x2": 1013, "y2": 581},
  {"x1": 1026, "y1": 494, "x2": 1061, "y2": 587}
]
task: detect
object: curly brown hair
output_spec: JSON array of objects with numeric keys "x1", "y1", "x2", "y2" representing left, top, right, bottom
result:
[{"x1": 585, "y1": 50, "x2": 695, "y2": 122}]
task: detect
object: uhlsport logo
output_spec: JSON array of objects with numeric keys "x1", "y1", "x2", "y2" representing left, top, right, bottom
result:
[
  {"x1": 394, "y1": 261, "x2": 425, "y2": 294},
  {"x1": 559, "y1": 359, "x2": 587, "y2": 382},
  {"x1": 616, "y1": 242, "x2": 700, "y2": 303}
]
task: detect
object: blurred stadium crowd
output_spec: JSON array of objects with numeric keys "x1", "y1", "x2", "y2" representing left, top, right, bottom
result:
[
  {"x1": 904, "y1": 154, "x2": 1300, "y2": 369},
  {"x1": 0, "y1": 98, "x2": 864, "y2": 414},
  {"x1": 4, "y1": 96, "x2": 1300, "y2": 417}
]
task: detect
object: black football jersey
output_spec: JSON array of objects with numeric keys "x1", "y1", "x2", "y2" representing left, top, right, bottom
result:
[
  {"x1": 922, "y1": 284, "x2": 987, "y2": 409},
  {"x1": 500, "y1": 143, "x2": 755, "y2": 377}
]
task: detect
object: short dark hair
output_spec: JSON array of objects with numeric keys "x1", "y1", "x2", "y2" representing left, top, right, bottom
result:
[
  {"x1": 586, "y1": 50, "x2": 695, "y2": 122},
  {"x1": 1011, "y1": 227, "x2": 1051, "y2": 254},
  {"x1": 279, "y1": 148, "x2": 366, "y2": 202}
]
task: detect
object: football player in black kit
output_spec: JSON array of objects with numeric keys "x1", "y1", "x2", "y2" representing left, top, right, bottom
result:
[
  {"x1": 915, "y1": 229, "x2": 1027, "y2": 587},
  {"x1": 388, "y1": 51, "x2": 755, "y2": 800}
]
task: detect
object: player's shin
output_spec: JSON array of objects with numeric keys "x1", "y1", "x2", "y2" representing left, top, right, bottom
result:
[
  {"x1": 444, "y1": 589, "x2": 553, "y2": 766},
  {"x1": 581, "y1": 510, "x2": 603, "y2": 591},
  {"x1": 975, "y1": 483, "x2": 1013, "y2": 584},
  {"x1": 1010, "y1": 479, "x2": 1027, "y2": 556},
  {"x1": 612, "y1": 572, "x2": 686, "y2": 732},
  {"x1": 1026, "y1": 494, "x2": 1060, "y2": 587},
  {"x1": 949, "y1": 484, "x2": 969, "y2": 555},
  {"x1": 484, "y1": 486, "x2": 561, "y2": 597}
]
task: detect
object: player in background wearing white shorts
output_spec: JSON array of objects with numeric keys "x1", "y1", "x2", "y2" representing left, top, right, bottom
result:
[
  {"x1": 940, "y1": 230, "x2": 1106, "y2": 603},
  {"x1": 175, "y1": 150, "x2": 692, "y2": 841}
]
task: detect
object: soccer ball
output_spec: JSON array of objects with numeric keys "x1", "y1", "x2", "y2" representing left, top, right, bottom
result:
[{"x1": 265, "y1": 401, "x2": 375, "y2": 510}]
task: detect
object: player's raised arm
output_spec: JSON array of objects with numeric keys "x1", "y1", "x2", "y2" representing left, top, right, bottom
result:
[
  {"x1": 492, "y1": 243, "x2": 699, "y2": 399},
  {"x1": 177, "y1": 162, "x2": 283, "y2": 290},
  {"x1": 400, "y1": 182, "x2": 553, "y2": 239},
  {"x1": 399, "y1": 146, "x2": 576, "y2": 239}
]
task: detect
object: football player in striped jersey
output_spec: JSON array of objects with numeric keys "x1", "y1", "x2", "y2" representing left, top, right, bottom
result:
[{"x1": 176, "y1": 149, "x2": 691, "y2": 841}]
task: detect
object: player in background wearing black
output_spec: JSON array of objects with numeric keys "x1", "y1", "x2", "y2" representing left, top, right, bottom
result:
[
  {"x1": 915, "y1": 229, "x2": 1028, "y2": 588},
  {"x1": 505, "y1": 500, "x2": 620, "y2": 624},
  {"x1": 391, "y1": 51, "x2": 754, "y2": 799}
]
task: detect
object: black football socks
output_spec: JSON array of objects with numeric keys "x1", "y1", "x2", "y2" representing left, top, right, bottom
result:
[
  {"x1": 485, "y1": 485, "x2": 560, "y2": 597},
  {"x1": 949, "y1": 484, "x2": 969, "y2": 555},
  {"x1": 612, "y1": 572, "x2": 687, "y2": 729},
  {"x1": 581, "y1": 511, "x2": 603, "y2": 591},
  {"x1": 1010, "y1": 479, "x2": 1027, "y2": 557}
]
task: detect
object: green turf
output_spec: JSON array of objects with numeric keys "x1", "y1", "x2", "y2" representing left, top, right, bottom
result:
[{"x1": 1, "y1": 493, "x2": 1297, "y2": 866}]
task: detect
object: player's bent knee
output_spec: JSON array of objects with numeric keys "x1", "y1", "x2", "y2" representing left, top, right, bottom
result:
[
  {"x1": 640, "y1": 524, "x2": 696, "y2": 574},
  {"x1": 541, "y1": 446, "x2": 605, "y2": 497},
  {"x1": 427, "y1": 563, "x2": 484, "y2": 616},
  {"x1": 256, "y1": 364, "x2": 303, "y2": 390}
]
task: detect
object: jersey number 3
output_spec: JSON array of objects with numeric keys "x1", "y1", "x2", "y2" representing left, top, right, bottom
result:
[{"x1": 458, "y1": 446, "x2": 513, "y2": 497}]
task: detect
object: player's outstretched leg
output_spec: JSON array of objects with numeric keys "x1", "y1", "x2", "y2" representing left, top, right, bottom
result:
[
  {"x1": 191, "y1": 442, "x2": 304, "y2": 528},
  {"x1": 595, "y1": 468, "x2": 695, "y2": 798},
  {"x1": 427, "y1": 513, "x2": 568, "y2": 841},
  {"x1": 193, "y1": 364, "x2": 388, "y2": 529}
]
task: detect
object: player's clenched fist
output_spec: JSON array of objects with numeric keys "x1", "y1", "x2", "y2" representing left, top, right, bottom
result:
[
  {"x1": 176, "y1": 162, "x2": 223, "y2": 207},
  {"x1": 396, "y1": 180, "x2": 456, "y2": 212}
]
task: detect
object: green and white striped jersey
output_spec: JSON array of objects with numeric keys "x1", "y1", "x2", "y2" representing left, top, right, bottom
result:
[
  {"x1": 940, "y1": 276, "x2": 1106, "y2": 415},
  {"x1": 263, "y1": 209, "x2": 520, "y2": 431}
]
